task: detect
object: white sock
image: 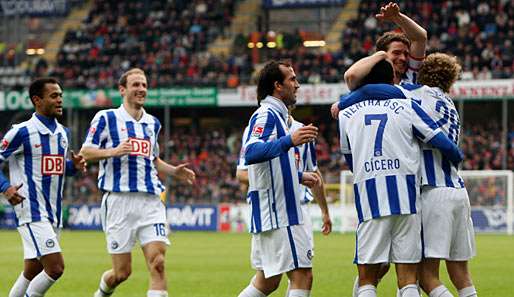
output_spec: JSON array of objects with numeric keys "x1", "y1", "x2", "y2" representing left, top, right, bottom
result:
[
  {"x1": 352, "y1": 276, "x2": 359, "y2": 297},
  {"x1": 458, "y1": 286, "x2": 477, "y2": 297},
  {"x1": 238, "y1": 283, "x2": 266, "y2": 297},
  {"x1": 400, "y1": 284, "x2": 420, "y2": 297},
  {"x1": 9, "y1": 271, "x2": 31, "y2": 297},
  {"x1": 429, "y1": 285, "x2": 454, "y2": 297},
  {"x1": 94, "y1": 271, "x2": 114, "y2": 297},
  {"x1": 25, "y1": 271, "x2": 55, "y2": 297},
  {"x1": 147, "y1": 290, "x2": 168, "y2": 297},
  {"x1": 357, "y1": 284, "x2": 377, "y2": 297},
  {"x1": 288, "y1": 289, "x2": 310, "y2": 297}
]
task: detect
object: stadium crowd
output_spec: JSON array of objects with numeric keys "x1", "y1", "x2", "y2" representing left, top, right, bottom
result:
[{"x1": 42, "y1": 0, "x2": 514, "y2": 88}]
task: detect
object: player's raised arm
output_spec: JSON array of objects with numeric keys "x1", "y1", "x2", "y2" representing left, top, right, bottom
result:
[
  {"x1": 376, "y1": 2, "x2": 427, "y2": 59},
  {"x1": 343, "y1": 51, "x2": 388, "y2": 92}
]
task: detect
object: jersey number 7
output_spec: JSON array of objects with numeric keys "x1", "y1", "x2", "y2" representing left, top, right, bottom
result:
[{"x1": 365, "y1": 113, "x2": 388, "y2": 157}]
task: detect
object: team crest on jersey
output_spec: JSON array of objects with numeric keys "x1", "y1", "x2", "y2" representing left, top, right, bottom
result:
[
  {"x1": 252, "y1": 125, "x2": 264, "y2": 137},
  {"x1": 89, "y1": 127, "x2": 96, "y2": 134},
  {"x1": 129, "y1": 137, "x2": 151, "y2": 157},
  {"x1": 46, "y1": 239, "x2": 55, "y2": 248},
  {"x1": 42, "y1": 155, "x2": 65, "y2": 175},
  {"x1": 294, "y1": 151, "x2": 300, "y2": 169},
  {"x1": 60, "y1": 137, "x2": 68, "y2": 149},
  {"x1": 145, "y1": 126, "x2": 154, "y2": 137},
  {"x1": 1, "y1": 138, "x2": 8, "y2": 150}
]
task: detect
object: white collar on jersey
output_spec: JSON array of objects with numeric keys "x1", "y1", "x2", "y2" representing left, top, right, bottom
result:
[
  {"x1": 261, "y1": 96, "x2": 288, "y2": 122},
  {"x1": 117, "y1": 104, "x2": 151, "y2": 123},
  {"x1": 30, "y1": 113, "x2": 65, "y2": 135}
]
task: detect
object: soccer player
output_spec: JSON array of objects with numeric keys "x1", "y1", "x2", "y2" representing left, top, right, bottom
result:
[
  {"x1": 411, "y1": 54, "x2": 477, "y2": 297},
  {"x1": 337, "y1": 60, "x2": 463, "y2": 297},
  {"x1": 2, "y1": 77, "x2": 86, "y2": 297},
  {"x1": 80, "y1": 68, "x2": 195, "y2": 297},
  {"x1": 237, "y1": 60, "x2": 320, "y2": 297},
  {"x1": 331, "y1": 1, "x2": 427, "y2": 119}
]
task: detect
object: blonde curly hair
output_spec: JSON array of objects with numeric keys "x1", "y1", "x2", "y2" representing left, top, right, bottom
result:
[{"x1": 417, "y1": 53, "x2": 461, "y2": 93}]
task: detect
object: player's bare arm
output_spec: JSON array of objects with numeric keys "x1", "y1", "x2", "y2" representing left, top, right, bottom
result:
[
  {"x1": 311, "y1": 169, "x2": 332, "y2": 235},
  {"x1": 80, "y1": 138, "x2": 132, "y2": 162},
  {"x1": 3, "y1": 183, "x2": 25, "y2": 206},
  {"x1": 376, "y1": 2, "x2": 427, "y2": 59},
  {"x1": 236, "y1": 169, "x2": 249, "y2": 187},
  {"x1": 154, "y1": 158, "x2": 196, "y2": 185},
  {"x1": 291, "y1": 124, "x2": 318, "y2": 146},
  {"x1": 342, "y1": 51, "x2": 388, "y2": 94}
]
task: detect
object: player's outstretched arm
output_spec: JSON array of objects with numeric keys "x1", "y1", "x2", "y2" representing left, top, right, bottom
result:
[
  {"x1": 312, "y1": 169, "x2": 332, "y2": 235},
  {"x1": 343, "y1": 51, "x2": 388, "y2": 92},
  {"x1": 80, "y1": 139, "x2": 132, "y2": 162},
  {"x1": 376, "y1": 2, "x2": 427, "y2": 59},
  {"x1": 154, "y1": 158, "x2": 196, "y2": 185}
]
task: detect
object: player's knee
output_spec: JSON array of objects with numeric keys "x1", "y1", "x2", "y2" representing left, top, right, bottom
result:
[
  {"x1": 113, "y1": 268, "x2": 131, "y2": 284},
  {"x1": 46, "y1": 262, "x2": 64, "y2": 280},
  {"x1": 303, "y1": 270, "x2": 313, "y2": 287},
  {"x1": 150, "y1": 253, "x2": 166, "y2": 274}
]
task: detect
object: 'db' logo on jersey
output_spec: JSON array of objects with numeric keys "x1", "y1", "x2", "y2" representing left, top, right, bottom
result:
[
  {"x1": 129, "y1": 138, "x2": 151, "y2": 157},
  {"x1": 42, "y1": 155, "x2": 65, "y2": 175},
  {"x1": 252, "y1": 125, "x2": 264, "y2": 137}
]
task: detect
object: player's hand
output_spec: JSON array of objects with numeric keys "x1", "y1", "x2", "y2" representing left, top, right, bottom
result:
[
  {"x1": 330, "y1": 102, "x2": 340, "y2": 119},
  {"x1": 321, "y1": 212, "x2": 332, "y2": 235},
  {"x1": 376, "y1": 2, "x2": 400, "y2": 22},
  {"x1": 70, "y1": 150, "x2": 87, "y2": 173},
  {"x1": 4, "y1": 184, "x2": 25, "y2": 206},
  {"x1": 291, "y1": 124, "x2": 318, "y2": 146},
  {"x1": 112, "y1": 138, "x2": 132, "y2": 157},
  {"x1": 300, "y1": 172, "x2": 320, "y2": 188},
  {"x1": 173, "y1": 163, "x2": 196, "y2": 185}
]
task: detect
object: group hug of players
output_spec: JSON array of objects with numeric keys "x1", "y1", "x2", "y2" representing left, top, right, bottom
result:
[{"x1": 2, "y1": 2, "x2": 476, "y2": 297}]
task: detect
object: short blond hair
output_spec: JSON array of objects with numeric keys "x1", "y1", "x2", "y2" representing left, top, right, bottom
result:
[
  {"x1": 417, "y1": 53, "x2": 461, "y2": 93},
  {"x1": 118, "y1": 68, "x2": 146, "y2": 87}
]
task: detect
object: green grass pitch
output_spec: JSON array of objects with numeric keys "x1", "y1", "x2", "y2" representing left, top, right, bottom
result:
[{"x1": 1, "y1": 231, "x2": 513, "y2": 296}]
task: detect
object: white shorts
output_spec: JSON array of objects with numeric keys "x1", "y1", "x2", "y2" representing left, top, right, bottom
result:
[
  {"x1": 18, "y1": 221, "x2": 61, "y2": 259},
  {"x1": 101, "y1": 191, "x2": 170, "y2": 254},
  {"x1": 421, "y1": 186, "x2": 476, "y2": 260},
  {"x1": 355, "y1": 214, "x2": 422, "y2": 264},
  {"x1": 251, "y1": 224, "x2": 313, "y2": 278}
]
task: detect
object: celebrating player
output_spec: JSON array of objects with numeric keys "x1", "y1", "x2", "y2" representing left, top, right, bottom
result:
[
  {"x1": 2, "y1": 77, "x2": 86, "y2": 297},
  {"x1": 80, "y1": 68, "x2": 195, "y2": 297},
  {"x1": 237, "y1": 60, "x2": 320, "y2": 297},
  {"x1": 337, "y1": 60, "x2": 463, "y2": 297},
  {"x1": 331, "y1": 1, "x2": 427, "y2": 119}
]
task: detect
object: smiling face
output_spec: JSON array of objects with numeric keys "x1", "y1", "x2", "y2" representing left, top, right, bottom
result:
[
  {"x1": 120, "y1": 72, "x2": 148, "y2": 108},
  {"x1": 34, "y1": 83, "x2": 63, "y2": 118},
  {"x1": 274, "y1": 65, "x2": 300, "y2": 106},
  {"x1": 386, "y1": 41, "x2": 409, "y2": 81}
]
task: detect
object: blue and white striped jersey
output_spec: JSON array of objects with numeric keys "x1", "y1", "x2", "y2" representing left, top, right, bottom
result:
[
  {"x1": 290, "y1": 118, "x2": 317, "y2": 204},
  {"x1": 401, "y1": 56, "x2": 423, "y2": 85},
  {"x1": 82, "y1": 105, "x2": 164, "y2": 195},
  {"x1": 338, "y1": 86, "x2": 449, "y2": 223},
  {"x1": 404, "y1": 84, "x2": 464, "y2": 188},
  {"x1": 243, "y1": 96, "x2": 303, "y2": 233},
  {"x1": 236, "y1": 125, "x2": 250, "y2": 171},
  {"x1": 0, "y1": 114, "x2": 71, "y2": 227}
]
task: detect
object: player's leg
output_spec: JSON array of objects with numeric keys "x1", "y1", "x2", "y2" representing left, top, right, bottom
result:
[
  {"x1": 445, "y1": 188, "x2": 477, "y2": 297},
  {"x1": 391, "y1": 214, "x2": 422, "y2": 297},
  {"x1": 94, "y1": 253, "x2": 132, "y2": 297},
  {"x1": 419, "y1": 259, "x2": 454, "y2": 297},
  {"x1": 25, "y1": 252, "x2": 65, "y2": 297},
  {"x1": 142, "y1": 242, "x2": 168, "y2": 297},
  {"x1": 9, "y1": 259, "x2": 43, "y2": 297},
  {"x1": 446, "y1": 261, "x2": 476, "y2": 297},
  {"x1": 286, "y1": 268, "x2": 313, "y2": 296},
  {"x1": 355, "y1": 264, "x2": 380, "y2": 297}
]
